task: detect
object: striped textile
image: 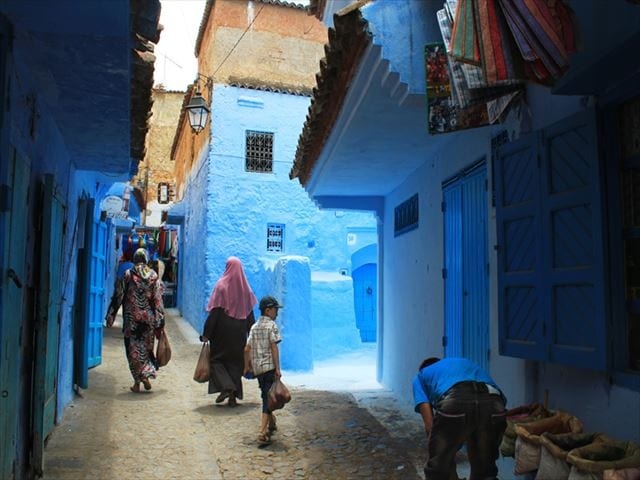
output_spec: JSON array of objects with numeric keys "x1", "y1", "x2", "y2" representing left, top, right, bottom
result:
[
  {"x1": 498, "y1": 0, "x2": 577, "y2": 82},
  {"x1": 445, "y1": 0, "x2": 576, "y2": 87},
  {"x1": 438, "y1": 3, "x2": 523, "y2": 108},
  {"x1": 451, "y1": 0, "x2": 482, "y2": 65},
  {"x1": 475, "y1": 0, "x2": 525, "y2": 85}
]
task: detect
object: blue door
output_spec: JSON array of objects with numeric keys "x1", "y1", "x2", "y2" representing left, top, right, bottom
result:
[
  {"x1": 443, "y1": 162, "x2": 489, "y2": 369},
  {"x1": 353, "y1": 263, "x2": 377, "y2": 342},
  {"x1": 0, "y1": 149, "x2": 30, "y2": 478},
  {"x1": 87, "y1": 219, "x2": 107, "y2": 368},
  {"x1": 75, "y1": 200, "x2": 105, "y2": 389},
  {"x1": 33, "y1": 174, "x2": 65, "y2": 475}
]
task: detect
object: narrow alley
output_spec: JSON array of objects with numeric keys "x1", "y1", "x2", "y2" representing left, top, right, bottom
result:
[{"x1": 41, "y1": 310, "x2": 428, "y2": 480}]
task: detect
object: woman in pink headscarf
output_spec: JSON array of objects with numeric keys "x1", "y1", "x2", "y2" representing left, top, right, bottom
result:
[{"x1": 201, "y1": 257, "x2": 257, "y2": 406}]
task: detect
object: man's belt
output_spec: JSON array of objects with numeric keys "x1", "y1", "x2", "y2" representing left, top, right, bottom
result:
[{"x1": 446, "y1": 381, "x2": 502, "y2": 396}]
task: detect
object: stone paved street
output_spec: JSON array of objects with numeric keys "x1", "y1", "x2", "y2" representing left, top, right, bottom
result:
[
  {"x1": 42, "y1": 309, "x2": 515, "y2": 480},
  {"x1": 41, "y1": 310, "x2": 427, "y2": 480}
]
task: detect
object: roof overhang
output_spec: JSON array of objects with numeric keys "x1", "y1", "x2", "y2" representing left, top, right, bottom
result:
[
  {"x1": 290, "y1": 6, "x2": 464, "y2": 204},
  {"x1": 1, "y1": 0, "x2": 160, "y2": 177}
]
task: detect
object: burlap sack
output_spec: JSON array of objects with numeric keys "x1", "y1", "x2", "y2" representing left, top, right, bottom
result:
[
  {"x1": 514, "y1": 411, "x2": 583, "y2": 475},
  {"x1": 536, "y1": 433, "x2": 605, "y2": 480},
  {"x1": 567, "y1": 440, "x2": 640, "y2": 480},
  {"x1": 501, "y1": 403, "x2": 552, "y2": 457}
]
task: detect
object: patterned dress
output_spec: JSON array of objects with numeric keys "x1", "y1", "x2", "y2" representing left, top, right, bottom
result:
[{"x1": 109, "y1": 263, "x2": 165, "y2": 382}]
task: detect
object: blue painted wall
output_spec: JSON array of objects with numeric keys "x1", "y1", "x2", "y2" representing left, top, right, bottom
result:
[
  {"x1": 3, "y1": 50, "x2": 127, "y2": 469},
  {"x1": 179, "y1": 152, "x2": 211, "y2": 331},
  {"x1": 380, "y1": 91, "x2": 640, "y2": 442},
  {"x1": 363, "y1": 0, "x2": 442, "y2": 95},
  {"x1": 178, "y1": 85, "x2": 377, "y2": 369},
  {"x1": 311, "y1": 0, "x2": 640, "y2": 444},
  {"x1": 274, "y1": 256, "x2": 313, "y2": 371},
  {"x1": 6, "y1": 39, "x2": 132, "y2": 424}
]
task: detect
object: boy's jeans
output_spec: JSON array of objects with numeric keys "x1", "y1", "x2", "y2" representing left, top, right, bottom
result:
[{"x1": 257, "y1": 369, "x2": 276, "y2": 413}]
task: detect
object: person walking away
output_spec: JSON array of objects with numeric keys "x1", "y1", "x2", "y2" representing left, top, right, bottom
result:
[
  {"x1": 149, "y1": 258, "x2": 166, "y2": 296},
  {"x1": 413, "y1": 357, "x2": 507, "y2": 480},
  {"x1": 201, "y1": 256, "x2": 257, "y2": 407},
  {"x1": 244, "y1": 295, "x2": 282, "y2": 445},
  {"x1": 105, "y1": 248, "x2": 165, "y2": 392},
  {"x1": 105, "y1": 251, "x2": 134, "y2": 331}
]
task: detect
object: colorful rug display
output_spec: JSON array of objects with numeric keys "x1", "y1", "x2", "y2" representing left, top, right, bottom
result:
[
  {"x1": 448, "y1": 0, "x2": 577, "y2": 86},
  {"x1": 428, "y1": 0, "x2": 577, "y2": 134}
]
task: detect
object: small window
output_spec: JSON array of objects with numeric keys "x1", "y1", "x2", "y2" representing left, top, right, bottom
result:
[
  {"x1": 157, "y1": 182, "x2": 170, "y2": 204},
  {"x1": 267, "y1": 223, "x2": 284, "y2": 252},
  {"x1": 394, "y1": 194, "x2": 419, "y2": 237},
  {"x1": 246, "y1": 130, "x2": 274, "y2": 173}
]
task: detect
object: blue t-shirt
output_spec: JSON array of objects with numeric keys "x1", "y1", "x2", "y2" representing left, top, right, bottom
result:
[{"x1": 412, "y1": 357, "x2": 505, "y2": 411}]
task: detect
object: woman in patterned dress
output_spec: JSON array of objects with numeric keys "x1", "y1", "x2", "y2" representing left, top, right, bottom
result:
[{"x1": 106, "y1": 248, "x2": 165, "y2": 392}]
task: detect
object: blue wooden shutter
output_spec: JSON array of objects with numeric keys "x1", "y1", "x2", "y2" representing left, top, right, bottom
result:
[
  {"x1": 443, "y1": 183, "x2": 463, "y2": 358},
  {"x1": 496, "y1": 132, "x2": 546, "y2": 361},
  {"x1": 542, "y1": 110, "x2": 607, "y2": 370},
  {"x1": 497, "y1": 110, "x2": 607, "y2": 369}
]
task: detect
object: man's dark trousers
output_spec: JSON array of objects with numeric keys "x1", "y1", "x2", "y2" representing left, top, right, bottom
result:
[{"x1": 424, "y1": 381, "x2": 507, "y2": 480}]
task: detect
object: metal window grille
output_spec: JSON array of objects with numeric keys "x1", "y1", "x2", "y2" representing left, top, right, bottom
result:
[
  {"x1": 246, "y1": 130, "x2": 274, "y2": 172},
  {"x1": 267, "y1": 223, "x2": 284, "y2": 252},
  {"x1": 394, "y1": 194, "x2": 419, "y2": 237}
]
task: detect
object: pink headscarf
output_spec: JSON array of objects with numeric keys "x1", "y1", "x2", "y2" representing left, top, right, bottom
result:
[{"x1": 205, "y1": 257, "x2": 257, "y2": 319}]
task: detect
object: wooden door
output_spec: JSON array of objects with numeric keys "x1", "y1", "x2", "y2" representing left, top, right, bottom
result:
[
  {"x1": 32, "y1": 174, "x2": 65, "y2": 475},
  {"x1": 0, "y1": 149, "x2": 30, "y2": 479}
]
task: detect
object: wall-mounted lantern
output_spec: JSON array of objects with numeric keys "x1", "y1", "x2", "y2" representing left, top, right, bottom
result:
[{"x1": 185, "y1": 74, "x2": 213, "y2": 134}]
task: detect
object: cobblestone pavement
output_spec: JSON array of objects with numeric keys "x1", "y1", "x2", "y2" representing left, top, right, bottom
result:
[
  {"x1": 42, "y1": 309, "x2": 515, "y2": 480},
  {"x1": 42, "y1": 310, "x2": 427, "y2": 480}
]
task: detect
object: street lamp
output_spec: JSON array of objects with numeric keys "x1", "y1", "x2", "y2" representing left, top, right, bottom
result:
[{"x1": 185, "y1": 74, "x2": 213, "y2": 134}]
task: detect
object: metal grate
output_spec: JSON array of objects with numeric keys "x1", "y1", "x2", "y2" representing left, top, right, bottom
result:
[
  {"x1": 246, "y1": 130, "x2": 274, "y2": 172},
  {"x1": 267, "y1": 223, "x2": 284, "y2": 252},
  {"x1": 394, "y1": 194, "x2": 419, "y2": 237}
]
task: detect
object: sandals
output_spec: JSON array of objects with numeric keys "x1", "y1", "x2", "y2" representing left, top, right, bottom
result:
[
  {"x1": 130, "y1": 383, "x2": 141, "y2": 393},
  {"x1": 268, "y1": 414, "x2": 277, "y2": 433},
  {"x1": 215, "y1": 391, "x2": 230, "y2": 404},
  {"x1": 258, "y1": 431, "x2": 271, "y2": 445},
  {"x1": 227, "y1": 394, "x2": 237, "y2": 407},
  {"x1": 142, "y1": 379, "x2": 152, "y2": 390}
]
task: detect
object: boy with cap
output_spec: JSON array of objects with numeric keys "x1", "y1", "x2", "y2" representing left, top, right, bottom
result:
[{"x1": 244, "y1": 295, "x2": 282, "y2": 444}]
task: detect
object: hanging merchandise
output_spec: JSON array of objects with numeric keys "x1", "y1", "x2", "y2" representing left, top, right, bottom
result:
[
  {"x1": 497, "y1": 0, "x2": 577, "y2": 84},
  {"x1": 170, "y1": 230, "x2": 178, "y2": 257},
  {"x1": 158, "y1": 229, "x2": 166, "y2": 256},
  {"x1": 446, "y1": 0, "x2": 578, "y2": 86},
  {"x1": 432, "y1": 0, "x2": 524, "y2": 134},
  {"x1": 122, "y1": 233, "x2": 135, "y2": 259},
  {"x1": 426, "y1": 42, "x2": 492, "y2": 134}
]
